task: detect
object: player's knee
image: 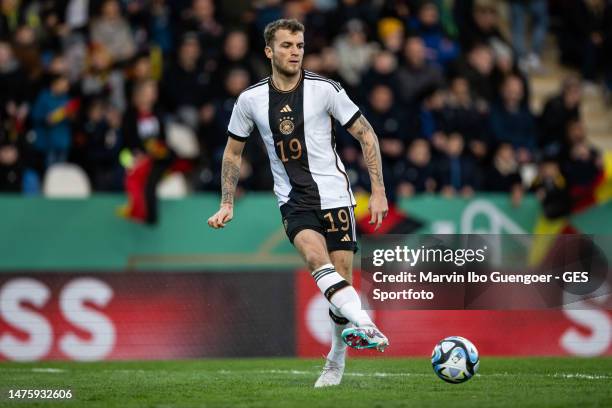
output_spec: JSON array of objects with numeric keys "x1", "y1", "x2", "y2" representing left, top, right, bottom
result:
[{"x1": 304, "y1": 252, "x2": 331, "y2": 272}]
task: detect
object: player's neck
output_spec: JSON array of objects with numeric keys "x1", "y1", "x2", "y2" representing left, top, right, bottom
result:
[{"x1": 271, "y1": 68, "x2": 302, "y2": 92}]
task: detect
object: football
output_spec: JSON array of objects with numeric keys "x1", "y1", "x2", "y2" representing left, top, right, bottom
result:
[{"x1": 431, "y1": 336, "x2": 480, "y2": 384}]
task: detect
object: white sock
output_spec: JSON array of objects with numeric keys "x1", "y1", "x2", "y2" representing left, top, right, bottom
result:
[
  {"x1": 334, "y1": 287, "x2": 374, "y2": 327},
  {"x1": 312, "y1": 264, "x2": 374, "y2": 328},
  {"x1": 327, "y1": 306, "x2": 348, "y2": 365}
]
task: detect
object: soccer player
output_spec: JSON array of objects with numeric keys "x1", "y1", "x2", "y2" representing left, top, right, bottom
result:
[{"x1": 207, "y1": 19, "x2": 389, "y2": 387}]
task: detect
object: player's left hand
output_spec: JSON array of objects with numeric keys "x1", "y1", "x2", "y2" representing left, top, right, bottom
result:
[{"x1": 368, "y1": 191, "x2": 388, "y2": 231}]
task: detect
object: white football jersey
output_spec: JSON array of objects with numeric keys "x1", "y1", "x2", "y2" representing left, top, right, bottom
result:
[{"x1": 227, "y1": 70, "x2": 360, "y2": 210}]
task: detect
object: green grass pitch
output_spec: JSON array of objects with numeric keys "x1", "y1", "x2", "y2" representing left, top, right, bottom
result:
[{"x1": 1, "y1": 357, "x2": 611, "y2": 407}]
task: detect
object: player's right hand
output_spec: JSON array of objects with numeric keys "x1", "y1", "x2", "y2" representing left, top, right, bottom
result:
[{"x1": 207, "y1": 204, "x2": 234, "y2": 229}]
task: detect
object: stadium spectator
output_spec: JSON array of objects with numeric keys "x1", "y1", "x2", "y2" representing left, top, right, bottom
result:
[
  {"x1": 180, "y1": 0, "x2": 224, "y2": 61},
  {"x1": 121, "y1": 79, "x2": 173, "y2": 224},
  {"x1": 455, "y1": 43, "x2": 496, "y2": 103},
  {"x1": 73, "y1": 98, "x2": 123, "y2": 191},
  {"x1": 124, "y1": 51, "x2": 155, "y2": 110},
  {"x1": 12, "y1": 26, "x2": 45, "y2": 102},
  {"x1": 329, "y1": 0, "x2": 379, "y2": 37},
  {"x1": 565, "y1": 117, "x2": 588, "y2": 150},
  {"x1": 377, "y1": 17, "x2": 405, "y2": 54},
  {"x1": 364, "y1": 83, "x2": 407, "y2": 196},
  {"x1": 489, "y1": 74, "x2": 536, "y2": 161},
  {"x1": 360, "y1": 50, "x2": 400, "y2": 102},
  {"x1": 318, "y1": 46, "x2": 344, "y2": 85},
  {"x1": 483, "y1": 142, "x2": 523, "y2": 206},
  {"x1": 122, "y1": 0, "x2": 155, "y2": 52},
  {"x1": 490, "y1": 40, "x2": 531, "y2": 106},
  {"x1": 38, "y1": 3, "x2": 69, "y2": 54},
  {"x1": 0, "y1": 0, "x2": 33, "y2": 39},
  {"x1": 562, "y1": 139, "x2": 602, "y2": 189},
  {"x1": 417, "y1": 85, "x2": 448, "y2": 154},
  {"x1": 47, "y1": 54, "x2": 70, "y2": 79},
  {"x1": 64, "y1": 0, "x2": 92, "y2": 31},
  {"x1": 281, "y1": 1, "x2": 308, "y2": 28},
  {"x1": 434, "y1": 132, "x2": 480, "y2": 197},
  {"x1": 605, "y1": 5, "x2": 612, "y2": 98},
  {"x1": 209, "y1": 68, "x2": 252, "y2": 167},
  {"x1": 532, "y1": 158, "x2": 571, "y2": 219},
  {"x1": 557, "y1": 0, "x2": 612, "y2": 90},
  {"x1": 31, "y1": 74, "x2": 78, "y2": 168},
  {"x1": 0, "y1": 40, "x2": 28, "y2": 128},
  {"x1": 0, "y1": 108, "x2": 23, "y2": 191},
  {"x1": 211, "y1": 30, "x2": 265, "y2": 97},
  {"x1": 333, "y1": 19, "x2": 378, "y2": 94},
  {"x1": 461, "y1": 0, "x2": 513, "y2": 59},
  {"x1": 379, "y1": 0, "x2": 412, "y2": 23},
  {"x1": 395, "y1": 138, "x2": 436, "y2": 197},
  {"x1": 396, "y1": 36, "x2": 444, "y2": 106},
  {"x1": 62, "y1": 30, "x2": 89, "y2": 84},
  {"x1": 0, "y1": 40, "x2": 28, "y2": 191},
  {"x1": 90, "y1": 0, "x2": 137, "y2": 63},
  {"x1": 161, "y1": 33, "x2": 211, "y2": 128},
  {"x1": 250, "y1": 0, "x2": 284, "y2": 51},
  {"x1": 409, "y1": 1, "x2": 460, "y2": 69},
  {"x1": 509, "y1": 0, "x2": 548, "y2": 73},
  {"x1": 444, "y1": 75, "x2": 489, "y2": 160},
  {"x1": 539, "y1": 75, "x2": 582, "y2": 156},
  {"x1": 303, "y1": 52, "x2": 325, "y2": 74},
  {"x1": 364, "y1": 84, "x2": 408, "y2": 155},
  {"x1": 81, "y1": 43, "x2": 126, "y2": 112},
  {"x1": 149, "y1": 0, "x2": 174, "y2": 55}
]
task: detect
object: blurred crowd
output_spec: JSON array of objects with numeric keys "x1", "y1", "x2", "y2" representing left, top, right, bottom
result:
[{"x1": 1, "y1": 0, "x2": 611, "y2": 218}]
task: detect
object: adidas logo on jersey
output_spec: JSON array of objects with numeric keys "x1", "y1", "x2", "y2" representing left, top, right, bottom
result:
[
  {"x1": 341, "y1": 234, "x2": 351, "y2": 242},
  {"x1": 280, "y1": 105, "x2": 292, "y2": 113}
]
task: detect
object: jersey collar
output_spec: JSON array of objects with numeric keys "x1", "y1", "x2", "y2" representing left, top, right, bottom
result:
[{"x1": 269, "y1": 69, "x2": 304, "y2": 93}]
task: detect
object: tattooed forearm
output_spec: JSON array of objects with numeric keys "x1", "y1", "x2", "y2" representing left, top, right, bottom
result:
[
  {"x1": 221, "y1": 156, "x2": 241, "y2": 205},
  {"x1": 349, "y1": 116, "x2": 385, "y2": 190},
  {"x1": 352, "y1": 115, "x2": 373, "y2": 141},
  {"x1": 363, "y1": 136, "x2": 385, "y2": 189}
]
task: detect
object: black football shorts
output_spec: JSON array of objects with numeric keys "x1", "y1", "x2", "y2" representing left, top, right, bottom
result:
[{"x1": 280, "y1": 204, "x2": 358, "y2": 253}]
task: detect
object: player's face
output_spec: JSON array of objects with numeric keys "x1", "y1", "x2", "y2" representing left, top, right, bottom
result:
[{"x1": 267, "y1": 29, "x2": 304, "y2": 77}]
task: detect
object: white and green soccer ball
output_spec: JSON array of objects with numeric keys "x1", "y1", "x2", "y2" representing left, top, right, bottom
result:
[{"x1": 431, "y1": 336, "x2": 480, "y2": 384}]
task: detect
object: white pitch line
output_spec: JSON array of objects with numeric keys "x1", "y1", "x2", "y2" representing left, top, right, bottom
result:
[
  {"x1": 218, "y1": 369, "x2": 422, "y2": 377},
  {"x1": 31, "y1": 368, "x2": 66, "y2": 373},
  {"x1": 552, "y1": 373, "x2": 612, "y2": 380},
  {"x1": 348, "y1": 372, "x2": 420, "y2": 378},
  {"x1": 18, "y1": 367, "x2": 612, "y2": 381},
  {"x1": 217, "y1": 369, "x2": 612, "y2": 381},
  {"x1": 483, "y1": 372, "x2": 612, "y2": 380}
]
